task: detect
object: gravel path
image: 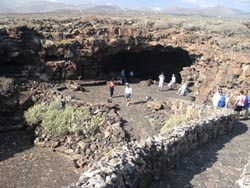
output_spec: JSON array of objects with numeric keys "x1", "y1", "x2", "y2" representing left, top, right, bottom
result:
[{"x1": 152, "y1": 120, "x2": 250, "y2": 188}]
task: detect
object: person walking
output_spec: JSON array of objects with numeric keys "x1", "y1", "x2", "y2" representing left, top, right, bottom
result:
[
  {"x1": 108, "y1": 78, "x2": 115, "y2": 100},
  {"x1": 234, "y1": 90, "x2": 246, "y2": 119},
  {"x1": 158, "y1": 73, "x2": 165, "y2": 91},
  {"x1": 124, "y1": 83, "x2": 132, "y2": 107}
]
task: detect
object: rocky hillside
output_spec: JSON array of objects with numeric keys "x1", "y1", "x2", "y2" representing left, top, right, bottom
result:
[{"x1": 0, "y1": 15, "x2": 249, "y2": 104}]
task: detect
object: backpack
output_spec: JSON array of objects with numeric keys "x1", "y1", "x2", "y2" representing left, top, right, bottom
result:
[
  {"x1": 218, "y1": 96, "x2": 226, "y2": 107},
  {"x1": 246, "y1": 95, "x2": 250, "y2": 108}
]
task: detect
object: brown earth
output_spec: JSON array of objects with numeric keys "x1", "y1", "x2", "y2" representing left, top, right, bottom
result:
[
  {"x1": 62, "y1": 81, "x2": 191, "y2": 140},
  {"x1": 0, "y1": 81, "x2": 189, "y2": 188}
]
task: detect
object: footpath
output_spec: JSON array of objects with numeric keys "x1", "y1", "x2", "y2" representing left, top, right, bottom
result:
[
  {"x1": 152, "y1": 120, "x2": 250, "y2": 188},
  {"x1": 63, "y1": 82, "x2": 250, "y2": 187}
]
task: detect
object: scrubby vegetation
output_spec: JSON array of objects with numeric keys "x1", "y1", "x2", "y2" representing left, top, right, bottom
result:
[
  {"x1": 24, "y1": 103, "x2": 44, "y2": 125},
  {"x1": 0, "y1": 77, "x2": 16, "y2": 96},
  {"x1": 24, "y1": 98, "x2": 103, "y2": 136},
  {"x1": 160, "y1": 114, "x2": 187, "y2": 133}
]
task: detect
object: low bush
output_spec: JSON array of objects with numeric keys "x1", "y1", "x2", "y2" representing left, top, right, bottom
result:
[
  {"x1": 160, "y1": 114, "x2": 187, "y2": 133},
  {"x1": 0, "y1": 77, "x2": 15, "y2": 96},
  {"x1": 24, "y1": 103, "x2": 44, "y2": 125},
  {"x1": 24, "y1": 98, "x2": 103, "y2": 136}
]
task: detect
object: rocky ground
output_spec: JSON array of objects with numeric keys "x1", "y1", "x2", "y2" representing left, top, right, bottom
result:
[
  {"x1": 61, "y1": 81, "x2": 191, "y2": 140},
  {"x1": 0, "y1": 81, "x2": 189, "y2": 188},
  {"x1": 1, "y1": 80, "x2": 250, "y2": 188}
]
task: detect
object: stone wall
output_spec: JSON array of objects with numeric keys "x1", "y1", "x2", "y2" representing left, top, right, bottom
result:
[
  {"x1": 27, "y1": 85, "x2": 128, "y2": 168},
  {"x1": 237, "y1": 160, "x2": 250, "y2": 188},
  {"x1": 69, "y1": 99, "x2": 235, "y2": 188}
]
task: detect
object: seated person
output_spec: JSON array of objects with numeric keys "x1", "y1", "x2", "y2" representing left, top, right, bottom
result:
[
  {"x1": 177, "y1": 82, "x2": 188, "y2": 96},
  {"x1": 168, "y1": 74, "x2": 176, "y2": 88}
]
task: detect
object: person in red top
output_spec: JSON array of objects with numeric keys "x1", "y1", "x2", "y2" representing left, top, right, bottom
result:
[
  {"x1": 108, "y1": 78, "x2": 115, "y2": 99},
  {"x1": 234, "y1": 90, "x2": 246, "y2": 119}
]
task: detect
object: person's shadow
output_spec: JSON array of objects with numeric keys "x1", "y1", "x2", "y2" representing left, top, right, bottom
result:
[{"x1": 133, "y1": 100, "x2": 147, "y2": 105}]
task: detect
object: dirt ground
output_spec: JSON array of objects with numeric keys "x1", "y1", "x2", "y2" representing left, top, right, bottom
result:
[
  {"x1": 0, "y1": 81, "x2": 190, "y2": 188},
  {"x1": 62, "y1": 81, "x2": 191, "y2": 140},
  {"x1": 0, "y1": 130, "x2": 80, "y2": 188}
]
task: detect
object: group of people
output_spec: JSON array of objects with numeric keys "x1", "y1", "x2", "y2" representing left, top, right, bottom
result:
[
  {"x1": 158, "y1": 73, "x2": 188, "y2": 96},
  {"x1": 108, "y1": 77, "x2": 133, "y2": 107},
  {"x1": 109, "y1": 69, "x2": 250, "y2": 119},
  {"x1": 158, "y1": 73, "x2": 177, "y2": 91},
  {"x1": 212, "y1": 88, "x2": 250, "y2": 119},
  {"x1": 107, "y1": 71, "x2": 190, "y2": 107},
  {"x1": 121, "y1": 69, "x2": 134, "y2": 85}
]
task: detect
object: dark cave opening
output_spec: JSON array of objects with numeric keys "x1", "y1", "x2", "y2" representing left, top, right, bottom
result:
[{"x1": 100, "y1": 46, "x2": 193, "y2": 83}]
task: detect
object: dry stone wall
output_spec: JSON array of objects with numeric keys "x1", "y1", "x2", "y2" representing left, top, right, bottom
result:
[
  {"x1": 237, "y1": 160, "x2": 250, "y2": 188},
  {"x1": 70, "y1": 99, "x2": 235, "y2": 188}
]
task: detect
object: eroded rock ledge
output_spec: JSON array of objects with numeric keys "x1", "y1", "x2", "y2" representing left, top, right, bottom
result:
[{"x1": 0, "y1": 16, "x2": 249, "y2": 103}]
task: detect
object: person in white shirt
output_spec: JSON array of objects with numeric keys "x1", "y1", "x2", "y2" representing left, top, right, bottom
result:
[
  {"x1": 168, "y1": 74, "x2": 176, "y2": 89},
  {"x1": 129, "y1": 70, "x2": 134, "y2": 77},
  {"x1": 212, "y1": 88, "x2": 222, "y2": 108},
  {"x1": 158, "y1": 73, "x2": 165, "y2": 91},
  {"x1": 124, "y1": 83, "x2": 133, "y2": 106},
  {"x1": 177, "y1": 82, "x2": 188, "y2": 96}
]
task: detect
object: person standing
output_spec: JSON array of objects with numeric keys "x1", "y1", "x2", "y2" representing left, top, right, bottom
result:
[
  {"x1": 108, "y1": 79, "x2": 115, "y2": 99},
  {"x1": 212, "y1": 88, "x2": 222, "y2": 108},
  {"x1": 121, "y1": 69, "x2": 126, "y2": 85},
  {"x1": 158, "y1": 73, "x2": 165, "y2": 91},
  {"x1": 234, "y1": 90, "x2": 246, "y2": 119},
  {"x1": 125, "y1": 83, "x2": 133, "y2": 107},
  {"x1": 244, "y1": 90, "x2": 250, "y2": 119},
  {"x1": 129, "y1": 70, "x2": 134, "y2": 77}
]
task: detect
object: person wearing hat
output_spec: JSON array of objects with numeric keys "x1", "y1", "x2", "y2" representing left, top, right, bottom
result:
[{"x1": 124, "y1": 83, "x2": 133, "y2": 106}]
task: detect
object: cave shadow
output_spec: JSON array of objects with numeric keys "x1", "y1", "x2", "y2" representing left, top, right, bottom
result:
[
  {"x1": 150, "y1": 121, "x2": 248, "y2": 188},
  {"x1": 0, "y1": 127, "x2": 35, "y2": 162},
  {"x1": 0, "y1": 95, "x2": 35, "y2": 162},
  {"x1": 99, "y1": 45, "x2": 193, "y2": 83}
]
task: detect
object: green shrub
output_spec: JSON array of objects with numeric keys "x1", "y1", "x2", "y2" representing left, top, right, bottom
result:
[
  {"x1": 42, "y1": 105, "x2": 74, "y2": 136},
  {"x1": 25, "y1": 98, "x2": 103, "y2": 136},
  {"x1": 24, "y1": 103, "x2": 44, "y2": 125},
  {"x1": 0, "y1": 77, "x2": 15, "y2": 96},
  {"x1": 160, "y1": 114, "x2": 187, "y2": 133}
]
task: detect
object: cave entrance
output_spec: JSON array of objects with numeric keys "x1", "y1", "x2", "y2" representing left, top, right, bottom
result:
[{"x1": 100, "y1": 46, "x2": 193, "y2": 83}]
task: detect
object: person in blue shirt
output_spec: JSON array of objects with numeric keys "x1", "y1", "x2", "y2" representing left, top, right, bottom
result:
[{"x1": 244, "y1": 90, "x2": 250, "y2": 119}]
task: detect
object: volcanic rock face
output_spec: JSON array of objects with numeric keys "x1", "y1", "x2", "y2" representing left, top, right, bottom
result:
[{"x1": 0, "y1": 16, "x2": 249, "y2": 102}]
